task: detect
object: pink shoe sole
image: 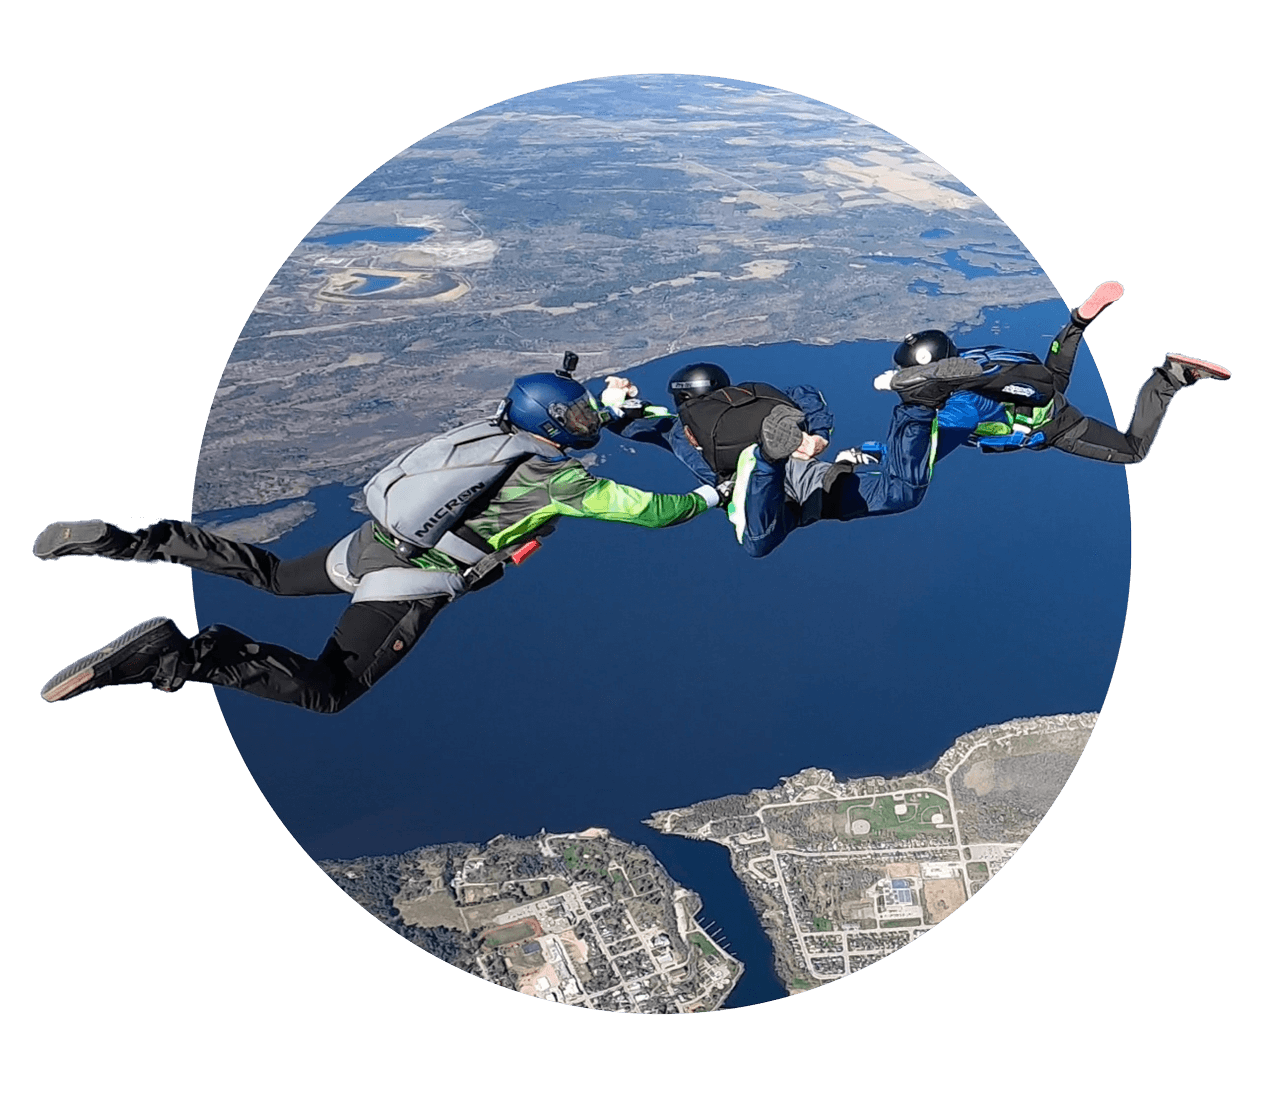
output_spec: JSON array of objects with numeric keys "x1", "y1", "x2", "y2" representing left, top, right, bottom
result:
[
  {"x1": 1166, "y1": 353, "x2": 1230, "y2": 381},
  {"x1": 1076, "y1": 280, "x2": 1125, "y2": 321}
]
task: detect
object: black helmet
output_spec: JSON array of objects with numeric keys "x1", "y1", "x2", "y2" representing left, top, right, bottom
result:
[
  {"x1": 668, "y1": 362, "x2": 731, "y2": 407},
  {"x1": 893, "y1": 330, "x2": 958, "y2": 368}
]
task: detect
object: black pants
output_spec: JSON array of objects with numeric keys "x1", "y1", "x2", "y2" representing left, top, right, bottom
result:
[
  {"x1": 1040, "y1": 312, "x2": 1183, "y2": 464},
  {"x1": 127, "y1": 522, "x2": 446, "y2": 713}
]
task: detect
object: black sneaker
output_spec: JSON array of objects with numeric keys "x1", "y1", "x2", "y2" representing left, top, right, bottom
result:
[
  {"x1": 41, "y1": 617, "x2": 190, "y2": 702},
  {"x1": 884, "y1": 356, "x2": 995, "y2": 409},
  {"x1": 33, "y1": 520, "x2": 136, "y2": 560}
]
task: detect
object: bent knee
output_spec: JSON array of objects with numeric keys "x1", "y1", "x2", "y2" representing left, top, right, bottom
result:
[{"x1": 741, "y1": 533, "x2": 783, "y2": 558}]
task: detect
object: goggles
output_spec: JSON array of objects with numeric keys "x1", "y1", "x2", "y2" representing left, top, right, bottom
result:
[{"x1": 548, "y1": 395, "x2": 602, "y2": 439}]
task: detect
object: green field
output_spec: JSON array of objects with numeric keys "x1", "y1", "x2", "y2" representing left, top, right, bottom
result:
[
  {"x1": 561, "y1": 844, "x2": 605, "y2": 876},
  {"x1": 813, "y1": 917, "x2": 832, "y2": 932},
  {"x1": 484, "y1": 921, "x2": 537, "y2": 947},
  {"x1": 690, "y1": 932, "x2": 721, "y2": 959},
  {"x1": 840, "y1": 794, "x2": 952, "y2": 840}
]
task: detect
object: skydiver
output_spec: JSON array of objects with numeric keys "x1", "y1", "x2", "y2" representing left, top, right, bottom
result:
[
  {"x1": 597, "y1": 360, "x2": 988, "y2": 558},
  {"x1": 597, "y1": 361, "x2": 835, "y2": 482},
  {"x1": 35, "y1": 371, "x2": 721, "y2": 713},
  {"x1": 879, "y1": 281, "x2": 1230, "y2": 464}
]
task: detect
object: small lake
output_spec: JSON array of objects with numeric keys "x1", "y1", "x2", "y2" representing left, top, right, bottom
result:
[
  {"x1": 309, "y1": 226, "x2": 432, "y2": 246},
  {"x1": 350, "y1": 275, "x2": 401, "y2": 294}
]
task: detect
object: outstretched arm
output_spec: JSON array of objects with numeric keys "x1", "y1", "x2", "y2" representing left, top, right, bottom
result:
[{"x1": 594, "y1": 375, "x2": 681, "y2": 448}]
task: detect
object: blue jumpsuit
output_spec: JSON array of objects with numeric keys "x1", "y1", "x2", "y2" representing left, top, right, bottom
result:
[{"x1": 600, "y1": 384, "x2": 936, "y2": 558}]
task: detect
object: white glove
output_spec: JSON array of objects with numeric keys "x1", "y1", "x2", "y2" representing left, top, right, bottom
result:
[
  {"x1": 601, "y1": 376, "x2": 639, "y2": 413},
  {"x1": 692, "y1": 485, "x2": 721, "y2": 508},
  {"x1": 601, "y1": 386, "x2": 630, "y2": 412},
  {"x1": 873, "y1": 370, "x2": 896, "y2": 392},
  {"x1": 834, "y1": 447, "x2": 879, "y2": 467}
]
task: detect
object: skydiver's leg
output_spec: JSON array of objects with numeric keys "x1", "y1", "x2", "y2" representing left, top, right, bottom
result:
[
  {"x1": 1044, "y1": 317, "x2": 1087, "y2": 392},
  {"x1": 820, "y1": 403, "x2": 936, "y2": 520},
  {"x1": 34, "y1": 519, "x2": 344, "y2": 596},
  {"x1": 729, "y1": 447, "x2": 798, "y2": 558},
  {"x1": 1042, "y1": 368, "x2": 1181, "y2": 463},
  {"x1": 1044, "y1": 281, "x2": 1125, "y2": 392},
  {"x1": 42, "y1": 597, "x2": 446, "y2": 712},
  {"x1": 185, "y1": 596, "x2": 446, "y2": 713}
]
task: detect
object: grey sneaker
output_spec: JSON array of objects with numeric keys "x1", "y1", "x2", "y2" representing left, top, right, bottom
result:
[
  {"x1": 34, "y1": 520, "x2": 137, "y2": 560},
  {"x1": 41, "y1": 617, "x2": 190, "y2": 702},
  {"x1": 759, "y1": 405, "x2": 806, "y2": 461},
  {"x1": 1163, "y1": 353, "x2": 1230, "y2": 386}
]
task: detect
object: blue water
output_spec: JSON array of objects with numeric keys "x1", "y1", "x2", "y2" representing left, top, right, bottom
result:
[
  {"x1": 867, "y1": 254, "x2": 930, "y2": 267},
  {"x1": 939, "y1": 249, "x2": 988, "y2": 277},
  {"x1": 351, "y1": 275, "x2": 401, "y2": 294},
  {"x1": 869, "y1": 249, "x2": 1037, "y2": 280},
  {"x1": 920, "y1": 228, "x2": 954, "y2": 241},
  {"x1": 193, "y1": 299, "x2": 1130, "y2": 1008},
  {"x1": 309, "y1": 226, "x2": 430, "y2": 246}
]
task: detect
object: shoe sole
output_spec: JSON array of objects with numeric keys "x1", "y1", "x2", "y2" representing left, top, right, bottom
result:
[
  {"x1": 41, "y1": 617, "x2": 175, "y2": 702},
  {"x1": 1077, "y1": 281, "x2": 1124, "y2": 321},
  {"x1": 1167, "y1": 353, "x2": 1230, "y2": 381},
  {"x1": 33, "y1": 520, "x2": 109, "y2": 560},
  {"x1": 759, "y1": 406, "x2": 806, "y2": 461}
]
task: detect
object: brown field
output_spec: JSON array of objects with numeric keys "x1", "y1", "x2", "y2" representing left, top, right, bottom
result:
[
  {"x1": 397, "y1": 892, "x2": 467, "y2": 930},
  {"x1": 516, "y1": 963, "x2": 560, "y2": 997},
  {"x1": 559, "y1": 930, "x2": 589, "y2": 965},
  {"x1": 922, "y1": 877, "x2": 966, "y2": 924},
  {"x1": 462, "y1": 898, "x2": 521, "y2": 927}
]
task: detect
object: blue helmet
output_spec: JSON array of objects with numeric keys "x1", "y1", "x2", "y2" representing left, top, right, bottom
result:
[{"x1": 504, "y1": 373, "x2": 602, "y2": 449}]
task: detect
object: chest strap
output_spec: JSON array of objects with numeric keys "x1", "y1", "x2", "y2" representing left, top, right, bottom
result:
[
  {"x1": 373, "y1": 521, "x2": 556, "y2": 588},
  {"x1": 459, "y1": 521, "x2": 557, "y2": 587}
]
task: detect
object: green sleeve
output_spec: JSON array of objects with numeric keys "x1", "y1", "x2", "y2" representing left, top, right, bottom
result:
[{"x1": 553, "y1": 466, "x2": 708, "y2": 528}]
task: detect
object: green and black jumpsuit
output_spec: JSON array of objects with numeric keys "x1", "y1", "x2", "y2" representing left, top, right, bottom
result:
[{"x1": 109, "y1": 454, "x2": 708, "y2": 713}]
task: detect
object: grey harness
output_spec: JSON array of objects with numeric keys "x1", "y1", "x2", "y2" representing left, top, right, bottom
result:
[{"x1": 324, "y1": 419, "x2": 561, "y2": 603}]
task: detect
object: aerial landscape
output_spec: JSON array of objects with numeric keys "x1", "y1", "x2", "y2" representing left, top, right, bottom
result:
[
  {"x1": 324, "y1": 713, "x2": 1093, "y2": 1006},
  {"x1": 177, "y1": 77, "x2": 1121, "y2": 1009},
  {"x1": 196, "y1": 74, "x2": 1052, "y2": 515},
  {"x1": 190, "y1": 74, "x2": 1127, "y2": 1010}
]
